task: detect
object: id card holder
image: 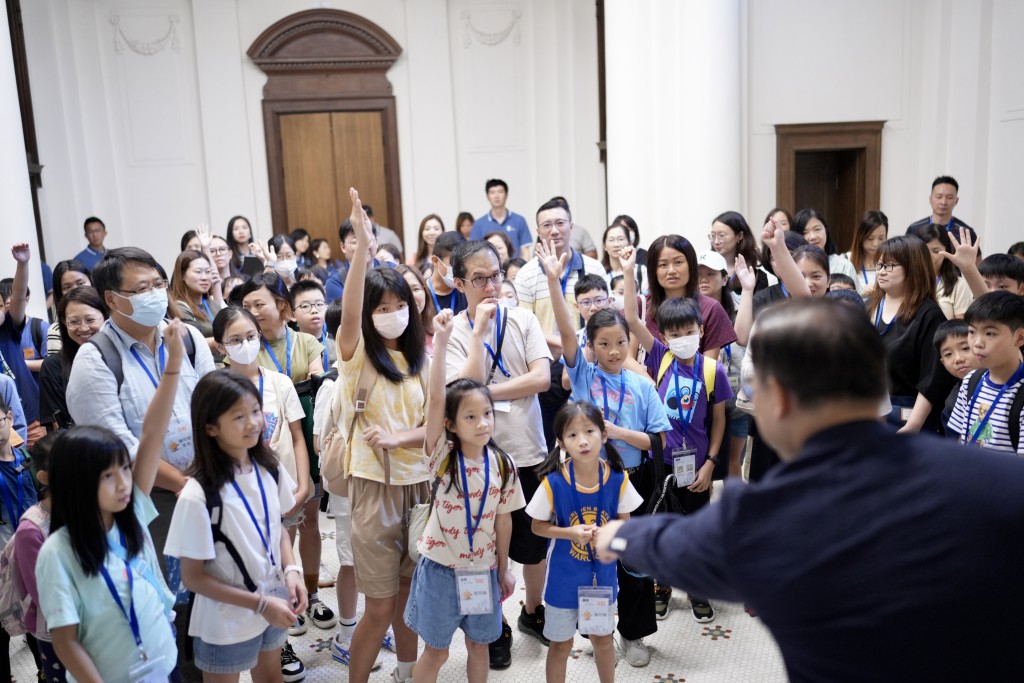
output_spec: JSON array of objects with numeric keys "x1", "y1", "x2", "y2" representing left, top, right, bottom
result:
[
  {"x1": 577, "y1": 586, "x2": 614, "y2": 635},
  {"x1": 128, "y1": 655, "x2": 166, "y2": 683},
  {"x1": 899, "y1": 407, "x2": 913, "y2": 423},
  {"x1": 455, "y1": 566, "x2": 493, "y2": 615},
  {"x1": 163, "y1": 414, "x2": 194, "y2": 471},
  {"x1": 493, "y1": 400, "x2": 512, "y2": 413},
  {"x1": 672, "y1": 446, "x2": 697, "y2": 488}
]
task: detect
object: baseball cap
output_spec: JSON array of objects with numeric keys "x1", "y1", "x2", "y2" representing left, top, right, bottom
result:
[{"x1": 697, "y1": 250, "x2": 728, "y2": 272}]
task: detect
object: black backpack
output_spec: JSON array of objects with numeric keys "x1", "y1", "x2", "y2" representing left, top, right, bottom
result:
[{"x1": 964, "y1": 371, "x2": 1024, "y2": 451}]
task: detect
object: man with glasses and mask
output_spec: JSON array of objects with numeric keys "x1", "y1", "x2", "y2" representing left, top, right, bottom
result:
[
  {"x1": 67, "y1": 246, "x2": 215, "y2": 681},
  {"x1": 443, "y1": 239, "x2": 552, "y2": 669}
]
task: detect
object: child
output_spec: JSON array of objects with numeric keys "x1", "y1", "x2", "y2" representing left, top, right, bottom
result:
[
  {"x1": 828, "y1": 273, "x2": 857, "y2": 293},
  {"x1": 526, "y1": 401, "x2": 643, "y2": 683},
  {"x1": 0, "y1": 279, "x2": 46, "y2": 379},
  {"x1": 165, "y1": 368, "x2": 308, "y2": 681},
  {"x1": 621, "y1": 244, "x2": 733, "y2": 624},
  {"x1": 540, "y1": 240, "x2": 670, "y2": 666},
  {"x1": 290, "y1": 279, "x2": 332, "y2": 369},
  {"x1": 35, "y1": 321, "x2": 187, "y2": 683},
  {"x1": 403, "y1": 308, "x2": 523, "y2": 682},
  {"x1": 934, "y1": 320, "x2": 979, "y2": 436},
  {"x1": 947, "y1": 292, "x2": 1024, "y2": 454},
  {"x1": 499, "y1": 280, "x2": 519, "y2": 308},
  {"x1": 0, "y1": 244, "x2": 42, "y2": 448},
  {"x1": 978, "y1": 254, "x2": 1024, "y2": 295},
  {"x1": 608, "y1": 274, "x2": 626, "y2": 312}
]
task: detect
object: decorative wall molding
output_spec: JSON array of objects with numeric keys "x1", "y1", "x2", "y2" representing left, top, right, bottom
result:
[
  {"x1": 461, "y1": 10, "x2": 521, "y2": 48},
  {"x1": 110, "y1": 14, "x2": 180, "y2": 56}
]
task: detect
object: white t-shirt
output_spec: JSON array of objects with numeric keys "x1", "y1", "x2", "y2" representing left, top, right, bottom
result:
[
  {"x1": 164, "y1": 464, "x2": 297, "y2": 645},
  {"x1": 417, "y1": 436, "x2": 526, "y2": 569},
  {"x1": 524, "y1": 467, "x2": 644, "y2": 520},
  {"x1": 259, "y1": 368, "x2": 306, "y2": 483}
]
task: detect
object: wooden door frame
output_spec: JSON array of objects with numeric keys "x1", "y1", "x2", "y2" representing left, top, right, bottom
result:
[
  {"x1": 775, "y1": 121, "x2": 884, "y2": 215},
  {"x1": 247, "y1": 9, "x2": 403, "y2": 238}
]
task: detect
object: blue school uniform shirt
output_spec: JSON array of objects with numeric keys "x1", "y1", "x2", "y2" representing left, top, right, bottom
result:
[
  {"x1": 564, "y1": 344, "x2": 671, "y2": 468},
  {"x1": 644, "y1": 338, "x2": 733, "y2": 468},
  {"x1": 0, "y1": 447, "x2": 39, "y2": 546},
  {"x1": 0, "y1": 316, "x2": 39, "y2": 424}
]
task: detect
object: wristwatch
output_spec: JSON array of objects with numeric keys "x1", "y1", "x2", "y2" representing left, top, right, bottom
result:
[
  {"x1": 707, "y1": 454, "x2": 720, "y2": 466},
  {"x1": 610, "y1": 537, "x2": 628, "y2": 553}
]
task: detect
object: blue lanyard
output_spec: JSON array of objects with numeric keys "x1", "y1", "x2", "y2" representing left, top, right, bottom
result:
[
  {"x1": 0, "y1": 449, "x2": 26, "y2": 526},
  {"x1": 466, "y1": 307, "x2": 511, "y2": 379},
  {"x1": 320, "y1": 326, "x2": 329, "y2": 370},
  {"x1": 99, "y1": 535, "x2": 145, "y2": 658},
  {"x1": 670, "y1": 354, "x2": 702, "y2": 437},
  {"x1": 723, "y1": 344, "x2": 732, "y2": 367},
  {"x1": 568, "y1": 460, "x2": 603, "y2": 585},
  {"x1": 965, "y1": 364, "x2": 1024, "y2": 445},
  {"x1": 200, "y1": 296, "x2": 213, "y2": 320},
  {"x1": 262, "y1": 329, "x2": 292, "y2": 378},
  {"x1": 779, "y1": 283, "x2": 790, "y2": 298},
  {"x1": 874, "y1": 296, "x2": 895, "y2": 336},
  {"x1": 597, "y1": 373, "x2": 626, "y2": 425},
  {"x1": 258, "y1": 368, "x2": 265, "y2": 403},
  {"x1": 862, "y1": 266, "x2": 869, "y2": 285},
  {"x1": 229, "y1": 462, "x2": 276, "y2": 568},
  {"x1": 427, "y1": 279, "x2": 445, "y2": 314},
  {"x1": 129, "y1": 343, "x2": 166, "y2": 389},
  {"x1": 457, "y1": 449, "x2": 490, "y2": 561}
]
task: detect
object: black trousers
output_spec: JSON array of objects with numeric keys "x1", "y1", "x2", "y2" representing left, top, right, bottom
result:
[{"x1": 615, "y1": 459, "x2": 658, "y2": 640}]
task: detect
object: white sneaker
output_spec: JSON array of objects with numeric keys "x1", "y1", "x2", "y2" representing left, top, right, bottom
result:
[
  {"x1": 381, "y1": 625, "x2": 396, "y2": 652},
  {"x1": 331, "y1": 632, "x2": 382, "y2": 670},
  {"x1": 289, "y1": 614, "x2": 308, "y2": 636},
  {"x1": 391, "y1": 666, "x2": 413, "y2": 683},
  {"x1": 318, "y1": 562, "x2": 336, "y2": 587},
  {"x1": 619, "y1": 637, "x2": 650, "y2": 667}
]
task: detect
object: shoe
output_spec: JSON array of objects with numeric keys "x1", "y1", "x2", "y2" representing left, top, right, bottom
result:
[
  {"x1": 654, "y1": 584, "x2": 672, "y2": 620},
  {"x1": 488, "y1": 621, "x2": 513, "y2": 669},
  {"x1": 517, "y1": 603, "x2": 550, "y2": 645},
  {"x1": 326, "y1": 510, "x2": 336, "y2": 519},
  {"x1": 381, "y1": 625, "x2": 397, "y2": 653},
  {"x1": 281, "y1": 642, "x2": 306, "y2": 682},
  {"x1": 318, "y1": 562, "x2": 336, "y2": 588},
  {"x1": 744, "y1": 603, "x2": 757, "y2": 618},
  {"x1": 306, "y1": 596, "x2": 338, "y2": 629},
  {"x1": 289, "y1": 614, "x2": 308, "y2": 636},
  {"x1": 331, "y1": 632, "x2": 382, "y2": 670},
  {"x1": 391, "y1": 667, "x2": 413, "y2": 683},
  {"x1": 690, "y1": 599, "x2": 715, "y2": 623},
  {"x1": 618, "y1": 637, "x2": 650, "y2": 667}
]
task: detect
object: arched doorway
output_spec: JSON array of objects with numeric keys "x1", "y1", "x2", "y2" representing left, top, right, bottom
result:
[{"x1": 248, "y1": 9, "x2": 403, "y2": 256}]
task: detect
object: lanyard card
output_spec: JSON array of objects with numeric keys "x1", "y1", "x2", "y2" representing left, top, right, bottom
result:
[
  {"x1": 128, "y1": 655, "x2": 166, "y2": 683},
  {"x1": 672, "y1": 446, "x2": 697, "y2": 488},
  {"x1": 455, "y1": 567, "x2": 494, "y2": 615},
  {"x1": 163, "y1": 415, "x2": 194, "y2": 471},
  {"x1": 492, "y1": 400, "x2": 512, "y2": 413},
  {"x1": 577, "y1": 586, "x2": 614, "y2": 635}
]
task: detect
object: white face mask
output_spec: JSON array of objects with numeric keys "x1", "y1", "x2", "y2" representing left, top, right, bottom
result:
[
  {"x1": 372, "y1": 307, "x2": 410, "y2": 340},
  {"x1": 224, "y1": 338, "x2": 260, "y2": 365},
  {"x1": 498, "y1": 297, "x2": 518, "y2": 309},
  {"x1": 668, "y1": 334, "x2": 700, "y2": 359},
  {"x1": 436, "y1": 260, "x2": 456, "y2": 288},
  {"x1": 274, "y1": 259, "x2": 297, "y2": 279},
  {"x1": 116, "y1": 288, "x2": 168, "y2": 328},
  {"x1": 609, "y1": 295, "x2": 625, "y2": 312}
]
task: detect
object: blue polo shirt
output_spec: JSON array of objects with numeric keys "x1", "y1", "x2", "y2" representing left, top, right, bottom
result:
[
  {"x1": 469, "y1": 210, "x2": 533, "y2": 253},
  {"x1": 73, "y1": 247, "x2": 106, "y2": 272}
]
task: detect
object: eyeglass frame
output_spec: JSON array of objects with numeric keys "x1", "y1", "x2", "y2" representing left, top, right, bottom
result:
[
  {"x1": 576, "y1": 296, "x2": 609, "y2": 309},
  {"x1": 874, "y1": 262, "x2": 900, "y2": 273},
  {"x1": 294, "y1": 301, "x2": 328, "y2": 313},
  {"x1": 459, "y1": 272, "x2": 504, "y2": 289},
  {"x1": 114, "y1": 279, "x2": 169, "y2": 296}
]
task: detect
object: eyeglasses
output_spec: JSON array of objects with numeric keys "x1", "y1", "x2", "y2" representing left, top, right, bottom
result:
[
  {"x1": 65, "y1": 316, "x2": 103, "y2": 330},
  {"x1": 875, "y1": 262, "x2": 900, "y2": 273},
  {"x1": 223, "y1": 333, "x2": 260, "y2": 348},
  {"x1": 605, "y1": 237, "x2": 629, "y2": 246},
  {"x1": 116, "y1": 280, "x2": 168, "y2": 296},
  {"x1": 295, "y1": 301, "x2": 327, "y2": 313},
  {"x1": 460, "y1": 272, "x2": 504, "y2": 289},
  {"x1": 190, "y1": 269, "x2": 213, "y2": 278},
  {"x1": 576, "y1": 297, "x2": 608, "y2": 309},
  {"x1": 209, "y1": 247, "x2": 229, "y2": 256},
  {"x1": 708, "y1": 232, "x2": 732, "y2": 243},
  {"x1": 538, "y1": 219, "x2": 570, "y2": 231}
]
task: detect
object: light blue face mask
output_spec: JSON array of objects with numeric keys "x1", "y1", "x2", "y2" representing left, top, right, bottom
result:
[{"x1": 117, "y1": 288, "x2": 168, "y2": 327}]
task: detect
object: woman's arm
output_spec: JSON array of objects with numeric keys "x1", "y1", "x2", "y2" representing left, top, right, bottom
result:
[
  {"x1": 425, "y1": 310, "x2": 454, "y2": 450},
  {"x1": 135, "y1": 320, "x2": 186, "y2": 497},
  {"x1": 338, "y1": 188, "x2": 376, "y2": 362},
  {"x1": 537, "y1": 240, "x2": 580, "y2": 368},
  {"x1": 50, "y1": 626, "x2": 104, "y2": 683},
  {"x1": 620, "y1": 246, "x2": 656, "y2": 353},
  {"x1": 734, "y1": 255, "x2": 758, "y2": 346}
]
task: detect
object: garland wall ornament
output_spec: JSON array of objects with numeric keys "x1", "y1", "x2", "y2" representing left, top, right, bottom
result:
[
  {"x1": 461, "y1": 10, "x2": 521, "y2": 48},
  {"x1": 110, "y1": 14, "x2": 180, "y2": 56}
]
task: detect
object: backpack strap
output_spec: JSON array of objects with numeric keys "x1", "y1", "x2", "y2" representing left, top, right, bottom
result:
[
  {"x1": 89, "y1": 325, "x2": 198, "y2": 392},
  {"x1": 703, "y1": 356, "x2": 718, "y2": 404},
  {"x1": 30, "y1": 318, "x2": 44, "y2": 357},
  {"x1": 656, "y1": 351, "x2": 675, "y2": 386},
  {"x1": 202, "y1": 480, "x2": 258, "y2": 593},
  {"x1": 1008, "y1": 384, "x2": 1024, "y2": 452}
]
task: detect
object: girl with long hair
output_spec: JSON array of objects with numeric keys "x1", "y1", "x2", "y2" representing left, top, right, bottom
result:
[
  {"x1": 409, "y1": 214, "x2": 445, "y2": 274},
  {"x1": 847, "y1": 211, "x2": 888, "y2": 290}
]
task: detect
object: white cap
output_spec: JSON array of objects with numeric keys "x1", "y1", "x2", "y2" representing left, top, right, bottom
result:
[{"x1": 697, "y1": 250, "x2": 728, "y2": 272}]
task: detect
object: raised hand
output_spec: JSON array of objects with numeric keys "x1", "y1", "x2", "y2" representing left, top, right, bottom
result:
[
  {"x1": 432, "y1": 308, "x2": 455, "y2": 343},
  {"x1": 734, "y1": 254, "x2": 757, "y2": 292},
  {"x1": 349, "y1": 188, "x2": 373, "y2": 247},
  {"x1": 619, "y1": 245, "x2": 637, "y2": 273},
  {"x1": 537, "y1": 239, "x2": 569, "y2": 281},
  {"x1": 761, "y1": 218, "x2": 786, "y2": 251},
  {"x1": 162, "y1": 319, "x2": 187, "y2": 369},
  {"x1": 11, "y1": 243, "x2": 30, "y2": 263},
  {"x1": 944, "y1": 226, "x2": 980, "y2": 270}
]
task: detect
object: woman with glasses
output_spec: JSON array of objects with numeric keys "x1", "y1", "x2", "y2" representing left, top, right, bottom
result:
[
  {"x1": 794, "y1": 209, "x2": 861, "y2": 293},
  {"x1": 45, "y1": 260, "x2": 92, "y2": 355},
  {"x1": 708, "y1": 211, "x2": 770, "y2": 298},
  {"x1": 39, "y1": 286, "x2": 107, "y2": 430},
  {"x1": 208, "y1": 235, "x2": 236, "y2": 281},
  {"x1": 602, "y1": 223, "x2": 648, "y2": 295},
  {"x1": 168, "y1": 250, "x2": 225, "y2": 354},
  {"x1": 867, "y1": 235, "x2": 953, "y2": 434}
]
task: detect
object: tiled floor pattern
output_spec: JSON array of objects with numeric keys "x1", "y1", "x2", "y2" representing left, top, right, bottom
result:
[{"x1": 9, "y1": 512, "x2": 788, "y2": 682}]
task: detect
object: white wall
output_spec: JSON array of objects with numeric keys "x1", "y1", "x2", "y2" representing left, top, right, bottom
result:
[{"x1": 19, "y1": 0, "x2": 605, "y2": 269}]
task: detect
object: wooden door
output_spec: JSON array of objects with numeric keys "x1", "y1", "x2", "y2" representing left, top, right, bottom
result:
[
  {"x1": 279, "y1": 111, "x2": 393, "y2": 259},
  {"x1": 793, "y1": 149, "x2": 861, "y2": 253}
]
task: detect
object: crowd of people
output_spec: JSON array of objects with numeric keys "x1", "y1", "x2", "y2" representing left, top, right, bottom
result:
[{"x1": 0, "y1": 175, "x2": 1022, "y2": 683}]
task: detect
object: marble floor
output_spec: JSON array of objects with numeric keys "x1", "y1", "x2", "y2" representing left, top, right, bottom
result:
[{"x1": 9, "y1": 509, "x2": 788, "y2": 682}]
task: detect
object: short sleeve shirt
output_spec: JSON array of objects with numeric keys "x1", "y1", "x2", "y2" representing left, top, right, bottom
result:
[
  {"x1": 514, "y1": 251, "x2": 607, "y2": 335},
  {"x1": 948, "y1": 370, "x2": 1024, "y2": 454},
  {"x1": 258, "y1": 368, "x2": 307, "y2": 483},
  {"x1": 257, "y1": 329, "x2": 324, "y2": 383},
  {"x1": 469, "y1": 211, "x2": 533, "y2": 253},
  {"x1": 644, "y1": 292, "x2": 737, "y2": 353}
]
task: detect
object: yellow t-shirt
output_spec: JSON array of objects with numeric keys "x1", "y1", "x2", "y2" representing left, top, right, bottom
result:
[
  {"x1": 337, "y1": 335, "x2": 430, "y2": 485},
  {"x1": 256, "y1": 328, "x2": 324, "y2": 383}
]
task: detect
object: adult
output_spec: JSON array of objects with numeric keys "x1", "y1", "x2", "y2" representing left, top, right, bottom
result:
[
  {"x1": 611, "y1": 214, "x2": 647, "y2": 269},
  {"x1": 425, "y1": 231, "x2": 468, "y2": 316},
  {"x1": 360, "y1": 204, "x2": 403, "y2": 256},
  {"x1": 66, "y1": 246, "x2": 215, "y2": 681},
  {"x1": 291, "y1": 227, "x2": 312, "y2": 267},
  {"x1": 906, "y1": 175, "x2": 977, "y2": 245},
  {"x1": 39, "y1": 286, "x2": 106, "y2": 430},
  {"x1": 73, "y1": 216, "x2": 108, "y2": 272},
  {"x1": 867, "y1": 235, "x2": 953, "y2": 434},
  {"x1": 445, "y1": 240, "x2": 552, "y2": 668},
  {"x1": 309, "y1": 237, "x2": 340, "y2": 275},
  {"x1": 846, "y1": 210, "x2": 889, "y2": 291},
  {"x1": 550, "y1": 196, "x2": 598, "y2": 259},
  {"x1": 168, "y1": 249, "x2": 225, "y2": 351},
  {"x1": 602, "y1": 222, "x2": 649, "y2": 294},
  {"x1": 596, "y1": 298, "x2": 1024, "y2": 682},
  {"x1": 793, "y1": 209, "x2": 861, "y2": 293},
  {"x1": 408, "y1": 214, "x2": 444, "y2": 273},
  {"x1": 709, "y1": 211, "x2": 769, "y2": 296},
  {"x1": 45, "y1": 259, "x2": 92, "y2": 355},
  {"x1": 225, "y1": 214, "x2": 255, "y2": 271},
  {"x1": 469, "y1": 179, "x2": 534, "y2": 259},
  {"x1": 763, "y1": 207, "x2": 792, "y2": 231},
  {"x1": 207, "y1": 234, "x2": 235, "y2": 281},
  {"x1": 455, "y1": 211, "x2": 474, "y2": 239}
]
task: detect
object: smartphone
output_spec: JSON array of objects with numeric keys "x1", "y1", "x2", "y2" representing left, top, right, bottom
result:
[{"x1": 241, "y1": 256, "x2": 263, "y2": 277}]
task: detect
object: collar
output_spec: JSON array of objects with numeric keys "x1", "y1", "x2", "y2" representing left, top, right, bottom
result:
[
  {"x1": 86, "y1": 246, "x2": 106, "y2": 256},
  {"x1": 488, "y1": 209, "x2": 510, "y2": 225},
  {"x1": 106, "y1": 318, "x2": 165, "y2": 351},
  {"x1": 784, "y1": 420, "x2": 888, "y2": 469}
]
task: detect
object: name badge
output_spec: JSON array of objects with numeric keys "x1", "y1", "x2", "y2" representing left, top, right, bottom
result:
[
  {"x1": 163, "y1": 414, "x2": 194, "y2": 471},
  {"x1": 899, "y1": 407, "x2": 913, "y2": 423},
  {"x1": 577, "y1": 586, "x2": 614, "y2": 635},
  {"x1": 672, "y1": 446, "x2": 697, "y2": 487},
  {"x1": 493, "y1": 400, "x2": 512, "y2": 413},
  {"x1": 128, "y1": 655, "x2": 166, "y2": 683},
  {"x1": 456, "y1": 567, "x2": 493, "y2": 615}
]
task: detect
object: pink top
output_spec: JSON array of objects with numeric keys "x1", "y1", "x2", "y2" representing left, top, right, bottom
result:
[{"x1": 14, "y1": 504, "x2": 50, "y2": 636}]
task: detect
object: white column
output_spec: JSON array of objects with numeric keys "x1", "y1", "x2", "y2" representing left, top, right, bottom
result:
[
  {"x1": 0, "y1": 10, "x2": 46, "y2": 319},
  {"x1": 605, "y1": 0, "x2": 741, "y2": 249}
]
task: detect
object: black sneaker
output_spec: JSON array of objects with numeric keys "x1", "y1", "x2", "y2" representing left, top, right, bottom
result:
[
  {"x1": 517, "y1": 604, "x2": 550, "y2": 645},
  {"x1": 654, "y1": 584, "x2": 672, "y2": 620},
  {"x1": 488, "y1": 621, "x2": 513, "y2": 669},
  {"x1": 689, "y1": 599, "x2": 715, "y2": 623},
  {"x1": 281, "y1": 641, "x2": 306, "y2": 682}
]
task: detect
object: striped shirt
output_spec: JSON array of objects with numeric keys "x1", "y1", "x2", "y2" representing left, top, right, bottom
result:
[
  {"x1": 947, "y1": 369, "x2": 1024, "y2": 455},
  {"x1": 514, "y1": 251, "x2": 606, "y2": 335}
]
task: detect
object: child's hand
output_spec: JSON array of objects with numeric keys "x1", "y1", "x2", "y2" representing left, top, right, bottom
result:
[
  {"x1": 619, "y1": 245, "x2": 637, "y2": 273},
  {"x1": 473, "y1": 302, "x2": 497, "y2": 335},
  {"x1": 734, "y1": 254, "x2": 757, "y2": 292},
  {"x1": 943, "y1": 227, "x2": 979, "y2": 271},
  {"x1": 162, "y1": 320, "x2": 187, "y2": 370},
  {"x1": 688, "y1": 461, "x2": 714, "y2": 493},
  {"x1": 11, "y1": 243, "x2": 30, "y2": 263},
  {"x1": 287, "y1": 572, "x2": 308, "y2": 615},
  {"x1": 263, "y1": 595, "x2": 300, "y2": 628},
  {"x1": 363, "y1": 425, "x2": 399, "y2": 450},
  {"x1": 433, "y1": 309, "x2": 455, "y2": 342},
  {"x1": 349, "y1": 188, "x2": 374, "y2": 247},
  {"x1": 572, "y1": 524, "x2": 597, "y2": 546},
  {"x1": 537, "y1": 239, "x2": 569, "y2": 281},
  {"x1": 499, "y1": 569, "x2": 516, "y2": 601},
  {"x1": 761, "y1": 218, "x2": 786, "y2": 251}
]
